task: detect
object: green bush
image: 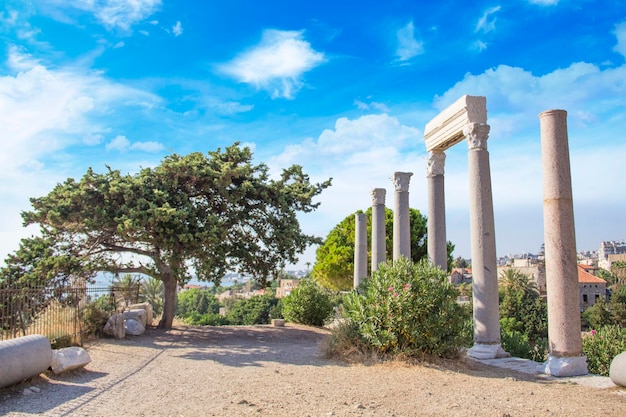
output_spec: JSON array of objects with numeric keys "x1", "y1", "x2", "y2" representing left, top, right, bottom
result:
[
  {"x1": 81, "y1": 296, "x2": 114, "y2": 337},
  {"x1": 582, "y1": 325, "x2": 626, "y2": 376},
  {"x1": 282, "y1": 279, "x2": 334, "y2": 326},
  {"x1": 343, "y1": 258, "x2": 470, "y2": 358},
  {"x1": 176, "y1": 288, "x2": 219, "y2": 317},
  {"x1": 226, "y1": 294, "x2": 278, "y2": 325},
  {"x1": 499, "y1": 318, "x2": 548, "y2": 362},
  {"x1": 183, "y1": 312, "x2": 230, "y2": 326}
]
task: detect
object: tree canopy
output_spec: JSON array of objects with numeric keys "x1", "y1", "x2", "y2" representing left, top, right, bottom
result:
[
  {"x1": 311, "y1": 207, "x2": 454, "y2": 290},
  {"x1": 3, "y1": 143, "x2": 331, "y2": 329}
]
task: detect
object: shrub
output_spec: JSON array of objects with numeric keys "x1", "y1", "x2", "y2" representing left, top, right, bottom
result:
[
  {"x1": 282, "y1": 279, "x2": 334, "y2": 326},
  {"x1": 81, "y1": 298, "x2": 112, "y2": 337},
  {"x1": 183, "y1": 312, "x2": 230, "y2": 326},
  {"x1": 342, "y1": 258, "x2": 469, "y2": 358},
  {"x1": 226, "y1": 294, "x2": 278, "y2": 325},
  {"x1": 176, "y1": 288, "x2": 219, "y2": 317},
  {"x1": 582, "y1": 325, "x2": 626, "y2": 376}
]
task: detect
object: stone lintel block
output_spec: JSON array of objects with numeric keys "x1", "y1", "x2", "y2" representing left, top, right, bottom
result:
[
  {"x1": 610, "y1": 351, "x2": 626, "y2": 386},
  {"x1": 271, "y1": 319, "x2": 285, "y2": 327},
  {"x1": 424, "y1": 95, "x2": 487, "y2": 152}
]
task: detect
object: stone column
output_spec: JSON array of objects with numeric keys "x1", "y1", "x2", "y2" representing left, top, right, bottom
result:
[
  {"x1": 354, "y1": 212, "x2": 367, "y2": 288},
  {"x1": 391, "y1": 172, "x2": 413, "y2": 261},
  {"x1": 427, "y1": 151, "x2": 447, "y2": 271},
  {"x1": 539, "y1": 109, "x2": 587, "y2": 377},
  {"x1": 371, "y1": 188, "x2": 387, "y2": 273},
  {"x1": 465, "y1": 123, "x2": 507, "y2": 359}
]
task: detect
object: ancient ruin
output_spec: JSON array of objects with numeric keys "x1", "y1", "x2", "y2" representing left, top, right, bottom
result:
[
  {"x1": 424, "y1": 95, "x2": 506, "y2": 359},
  {"x1": 539, "y1": 109, "x2": 588, "y2": 376}
]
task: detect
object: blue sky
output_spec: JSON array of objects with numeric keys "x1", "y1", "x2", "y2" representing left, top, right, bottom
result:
[{"x1": 1, "y1": 0, "x2": 625, "y2": 270}]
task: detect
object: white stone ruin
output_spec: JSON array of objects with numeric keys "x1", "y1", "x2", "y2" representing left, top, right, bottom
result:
[
  {"x1": 352, "y1": 95, "x2": 590, "y2": 375},
  {"x1": 424, "y1": 95, "x2": 506, "y2": 359}
]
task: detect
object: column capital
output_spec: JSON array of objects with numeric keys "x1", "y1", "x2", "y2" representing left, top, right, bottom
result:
[
  {"x1": 370, "y1": 188, "x2": 386, "y2": 205},
  {"x1": 464, "y1": 123, "x2": 490, "y2": 150},
  {"x1": 426, "y1": 151, "x2": 446, "y2": 177},
  {"x1": 391, "y1": 172, "x2": 413, "y2": 192}
]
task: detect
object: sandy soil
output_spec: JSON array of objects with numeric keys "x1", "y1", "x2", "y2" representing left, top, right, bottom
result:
[{"x1": 1, "y1": 324, "x2": 625, "y2": 417}]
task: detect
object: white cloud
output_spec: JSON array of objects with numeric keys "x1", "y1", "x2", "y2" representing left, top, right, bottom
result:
[
  {"x1": 528, "y1": 0, "x2": 559, "y2": 5},
  {"x1": 430, "y1": 60, "x2": 626, "y2": 257},
  {"x1": 38, "y1": 0, "x2": 161, "y2": 32},
  {"x1": 172, "y1": 21, "x2": 183, "y2": 37},
  {"x1": 475, "y1": 6, "x2": 501, "y2": 33},
  {"x1": 354, "y1": 99, "x2": 389, "y2": 113},
  {"x1": 268, "y1": 113, "x2": 423, "y2": 238},
  {"x1": 105, "y1": 135, "x2": 164, "y2": 152},
  {"x1": 131, "y1": 141, "x2": 165, "y2": 152},
  {"x1": 106, "y1": 135, "x2": 131, "y2": 151},
  {"x1": 114, "y1": 41, "x2": 125, "y2": 48},
  {"x1": 219, "y1": 29, "x2": 326, "y2": 99},
  {"x1": 395, "y1": 21, "x2": 424, "y2": 62},
  {"x1": 613, "y1": 21, "x2": 626, "y2": 59},
  {"x1": 472, "y1": 40, "x2": 488, "y2": 53}
]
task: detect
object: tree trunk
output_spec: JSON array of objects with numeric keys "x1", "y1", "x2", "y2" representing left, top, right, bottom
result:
[{"x1": 158, "y1": 274, "x2": 177, "y2": 329}]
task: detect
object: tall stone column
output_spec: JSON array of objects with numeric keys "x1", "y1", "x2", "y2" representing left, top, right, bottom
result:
[
  {"x1": 465, "y1": 123, "x2": 507, "y2": 359},
  {"x1": 354, "y1": 212, "x2": 368, "y2": 288},
  {"x1": 371, "y1": 188, "x2": 387, "y2": 273},
  {"x1": 539, "y1": 109, "x2": 587, "y2": 377},
  {"x1": 391, "y1": 172, "x2": 413, "y2": 261},
  {"x1": 427, "y1": 151, "x2": 447, "y2": 271}
]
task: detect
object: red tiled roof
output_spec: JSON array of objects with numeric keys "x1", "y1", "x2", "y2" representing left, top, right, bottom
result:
[
  {"x1": 578, "y1": 264, "x2": 595, "y2": 271},
  {"x1": 577, "y1": 265, "x2": 606, "y2": 284}
]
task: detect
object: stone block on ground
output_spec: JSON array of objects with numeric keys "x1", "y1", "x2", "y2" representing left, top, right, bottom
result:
[
  {"x1": 51, "y1": 347, "x2": 92, "y2": 374},
  {"x1": 271, "y1": 319, "x2": 285, "y2": 327},
  {"x1": 128, "y1": 303, "x2": 153, "y2": 326},
  {"x1": 610, "y1": 351, "x2": 626, "y2": 387},
  {"x1": 0, "y1": 335, "x2": 52, "y2": 389},
  {"x1": 103, "y1": 313, "x2": 125, "y2": 339},
  {"x1": 125, "y1": 318, "x2": 145, "y2": 336},
  {"x1": 123, "y1": 309, "x2": 147, "y2": 327}
]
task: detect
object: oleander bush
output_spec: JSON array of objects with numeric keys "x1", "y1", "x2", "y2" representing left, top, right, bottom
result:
[
  {"x1": 336, "y1": 258, "x2": 470, "y2": 359},
  {"x1": 582, "y1": 325, "x2": 626, "y2": 376}
]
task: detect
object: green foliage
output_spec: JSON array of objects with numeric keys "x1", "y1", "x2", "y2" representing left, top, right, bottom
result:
[
  {"x1": 226, "y1": 294, "x2": 278, "y2": 325},
  {"x1": 582, "y1": 298, "x2": 613, "y2": 329},
  {"x1": 282, "y1": 279, "x2": 334, "y2": 326},
  {"x1": 312, "y1": 208, "x2": 452, "y2": 290},
  {"x1": 182, "y1": 312, "x2": 230, "y2": 326},
  {"x1": 176, "y1": 288, "x2": 219, "y2": 317},
  {"x1": 343, "y1": 258, "x2": 469, "y2": 358},
  {"x1": 81, "y1": 301, "x2": 111, "y2": 337},
  {"x1": 498, "y1": 269, "x2": 547, "y2": 355},
  {"x1": 13, "y1": 143, "x2": 330, "y2": 329},
  {"x1": 582, "y1": 325, "x2": 626, "y2": 376},
  {"x1": 499, "y1": 318, "x2": 548, "y2": 362},
  {"x1": 140, "y1": 277, "x2": 164, "y2": 315}
]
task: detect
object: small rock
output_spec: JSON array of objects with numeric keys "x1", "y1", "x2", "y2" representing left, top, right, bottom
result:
[
  {"x1": 355, "y1": 403, "x2": 366, "y2": 410},
  {"x1": 30, "y1": 386, "x2": 41, "y2": 393},
  {"x1": 22, "y1": 388, "x2": 33, "y2": 396}
]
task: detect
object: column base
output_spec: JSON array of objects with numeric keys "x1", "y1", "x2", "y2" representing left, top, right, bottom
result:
[
  {"x1": 539, "y1": 354, "x2": 588, "y2": 377},
  {"x1": 467, "y1": 343, "x2": 510, "y2": 359}
]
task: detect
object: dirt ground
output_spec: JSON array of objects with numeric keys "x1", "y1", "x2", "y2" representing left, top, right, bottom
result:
[{"x1": 1, "y1": 324, "x2": 625, "y2": 417}]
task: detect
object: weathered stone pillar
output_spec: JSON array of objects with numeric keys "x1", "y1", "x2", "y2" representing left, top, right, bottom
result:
[
  {"x1": 354, "y1": 212, "x2": 367, "y2": 288},
  {"x1": 465, "y1": 123, "x2": 507, "y2": 359},
  {"x1": 371, "y1": 188, "x2": 387, "y2": 273},
  {"x1": 539, "y1": 109, "x2": 587, "y2": 377},
  {"x1": 427, "y1": 151, "x2": 447, "y2": 271},
  {"x1": 391, "y1": 172, "x2": 413, "y2": 261}
]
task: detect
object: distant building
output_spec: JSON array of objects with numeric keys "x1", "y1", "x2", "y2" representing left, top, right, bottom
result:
[
  {"x1": 276, "y1": 279, "x2": 299, "y2": 298},
  {"x1": 578, "y1": 265, "x2": 607, "y2": 311},
  {"x1": 449, "y1": 268, "x2": 472, "y2": 285},
  {"x1": 598, "y1": 241, "x2": 626, "y2": 270},
  {"x1": 497, "y1": 261, "x2": 546, "y2": 295}
]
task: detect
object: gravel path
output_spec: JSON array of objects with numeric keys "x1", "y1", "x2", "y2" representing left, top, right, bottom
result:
[{"x1": 1, "y1": 324, "x2": 625, "y2": 416}]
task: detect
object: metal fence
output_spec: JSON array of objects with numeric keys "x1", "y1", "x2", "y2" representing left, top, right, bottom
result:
[{"x1": 0, "y1": 284, "x2": 140, "y2": 347}]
